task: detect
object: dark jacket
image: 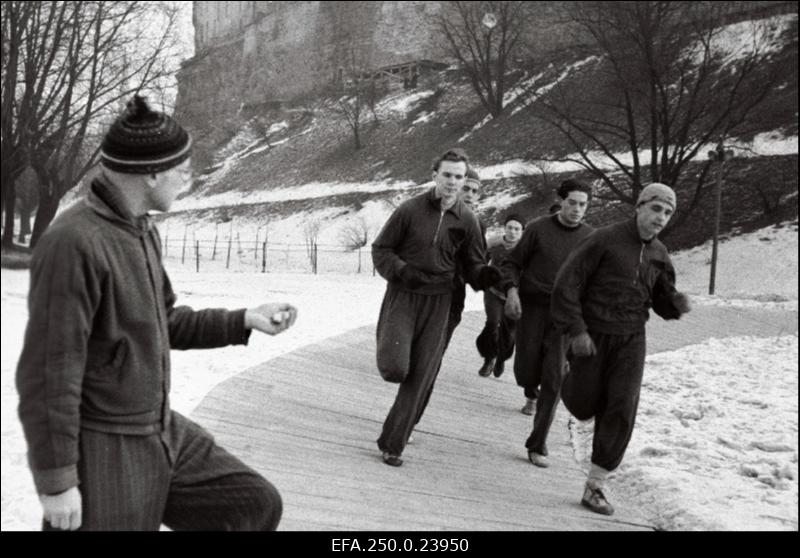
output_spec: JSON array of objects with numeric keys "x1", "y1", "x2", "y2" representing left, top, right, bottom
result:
[
  {"x1": 550, "y1": 217, "x2": 683, "y2": 337},
  {"x1": 500, "y1": 215, "x2": 594, "y2": 304},
  {"x1": 486, "y1": 234, "x2": 516, "y2": 267},
  {"x1": 372, "y1": 188, "x2": 487, "y2": 295},
  {"x1": 16, "y1": 179, "x2": 250, "y2": 495}
]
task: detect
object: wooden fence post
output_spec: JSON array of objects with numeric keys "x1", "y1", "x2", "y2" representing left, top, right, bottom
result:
[
  {"x1": 262, "y1": 241, "x2": 267, "y2": 273},
  {"x1": 212, "y1": 223, "x2": 218, "y2": 261},
  {"x1": 313, "y1": 242, "x2": 318, "y2": 274},
  {"x1": 254, "y1": 228, "x2": 260, "y2": 266},
  {"x1": 181, "y1": 224, "x2": 188, "y2": 264}
]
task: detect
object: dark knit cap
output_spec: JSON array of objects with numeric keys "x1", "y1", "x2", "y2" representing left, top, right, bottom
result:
[
  {"x1": 504, "y1": 213, "x2": 526, "y2": 228},
  {"x1": 465, "y1": 168, "x2": 482, "y2": 187},
  {"x1": 101, "y1": 95, "x2": 191, "y2": 174}
]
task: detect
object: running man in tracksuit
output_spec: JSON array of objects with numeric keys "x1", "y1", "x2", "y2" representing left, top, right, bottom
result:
[
  {"x1": 501, "y1": 180, "x2": 594, "y2": 431},
  {"x1": 476, "y1": 213, "x2": 525, "y2": 379},
  {"x1": 372, "y1": 149, "x2": 501, "y2": 467},
  {"x1": 550, "y1": 182, "x2": 692, "y2": 515},
  {"x1": 412, "y1": 168, "x2": 487, "y2": 434}
]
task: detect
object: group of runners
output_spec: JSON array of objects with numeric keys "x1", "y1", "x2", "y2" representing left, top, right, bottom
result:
[{"x1": 15, "y1": 98, "x2": 690, "y2": 530}]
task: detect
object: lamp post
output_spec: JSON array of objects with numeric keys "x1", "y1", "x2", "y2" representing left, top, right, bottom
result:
[
  {"x1": 482, "y1": 12, "x2": 498, "y2": 112},
  {"x1": 707, "y1": 143, "x2": 734, "y2": 295}
]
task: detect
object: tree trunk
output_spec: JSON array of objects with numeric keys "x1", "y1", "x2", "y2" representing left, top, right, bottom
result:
[
  {"x1": 2, "y1": 159, "x2": 27, "y2": 248},
  {"x1": 18, "y1": 206, "x2": 32, "y2": 243},
  {"x1": 2, "y1": 192, "x2": 16, "y2": 249},
  {"x1": 30, "y1": 190, "x2": 60, "y2": 250}
]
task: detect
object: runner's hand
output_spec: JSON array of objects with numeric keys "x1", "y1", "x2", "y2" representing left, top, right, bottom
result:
[
  {"x1": 672, "y1": 292, "x2": 692, "y2": 314},
  {"x1": 504, "y1": 288, "x2": 522, "y2": 320},
  {"x1": 570, "y1": 332, "x2": 596, "y2": 357},
  {"x1": 398, "y1": 265, "x2": 427, "y2": 289}
]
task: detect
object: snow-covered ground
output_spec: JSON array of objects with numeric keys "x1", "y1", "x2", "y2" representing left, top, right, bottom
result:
[
  {"x1": 570, "y1": 335, "x2": 798, "y2": 531},
  {"x1": 2, "y1": 216, "x2": 797, "y2": 530},
  {"x1": 686, "y1": 13, "x2": 796, "y2": 67},
  {"x1": 672, "y1": 222, "x2": 798, "y2": 303}
]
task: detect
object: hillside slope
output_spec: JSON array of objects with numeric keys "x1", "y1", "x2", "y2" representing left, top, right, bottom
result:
[{"x1": 164, "y1": 12, "x2": 798, "y2": 252}]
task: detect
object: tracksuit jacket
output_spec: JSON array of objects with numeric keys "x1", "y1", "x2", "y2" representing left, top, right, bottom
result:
[
  {"x1": 551, "y1": 217, "x2": 683, "y2": 336},
  {"x1": 16, "y1": 179, "x2": 250, "y2": 495},
  {"x1": 372, "y1": 188, "x2": 487, "y2": 291}
]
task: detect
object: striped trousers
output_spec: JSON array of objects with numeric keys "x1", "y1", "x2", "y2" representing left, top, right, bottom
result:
[{"x1": 44, "y1": 411, "x2": 282, "y2": 531}]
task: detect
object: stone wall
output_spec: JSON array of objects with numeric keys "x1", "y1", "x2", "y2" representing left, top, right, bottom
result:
[{"x1": 177, "y1": 1, "x2": 446, "y2": 166}]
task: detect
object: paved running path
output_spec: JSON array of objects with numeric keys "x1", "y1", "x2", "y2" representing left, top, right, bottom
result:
[{"x1": 192, "y1": 304, "x2": 797, "y2": 531}]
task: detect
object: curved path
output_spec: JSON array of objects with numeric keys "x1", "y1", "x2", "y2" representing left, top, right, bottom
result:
[{"x1": 192, "y1": 304, "x2": 797, "y2": 531}]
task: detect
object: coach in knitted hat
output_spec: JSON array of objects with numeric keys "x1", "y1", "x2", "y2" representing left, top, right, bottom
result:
[
  {"x1": 101, "y1": 95, "x2": 192, "y2": 175},
  {"x1": 94, "y1": 95, "x2": 195, "y2": 214},
  {"x1": 16, "y1": 94, "x2": 297, "y2": 530}
]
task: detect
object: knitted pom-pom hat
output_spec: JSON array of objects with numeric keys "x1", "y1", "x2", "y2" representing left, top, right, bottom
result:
[{"x1": 100, "y1": 95, "x2": 191, "y2": 174}]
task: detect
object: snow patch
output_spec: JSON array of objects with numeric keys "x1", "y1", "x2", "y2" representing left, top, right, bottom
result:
[
  {"x1": 478, "y1": 132, "x2": 798, "y2": 180},
  {"x1": 376, "y1": 90, "x2": 435, "y2": 116},
  {"x1": 411, "y1": 112, "x2": 434, "y2": 126},
  {"x1": 569, "y1": 335, "x2": 799, "y2": 531},
  {"x1": 172, "y1": 180, "x2": 417, "y2": 212},
  {"x1": 671, "y1": 221, "x2": 798, "y2": 300},
  {"x1": 686, "y1": 14, "x2": 797, "y2": 68},
  {"x1": 459, "y1": 56, "x2": 600, "y2": 142}
]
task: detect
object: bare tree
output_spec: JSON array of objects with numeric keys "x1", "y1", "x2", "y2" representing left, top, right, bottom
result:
[
  {"x1": 338, "y1": 216, "x2": 371, "y2": 251},
  {"x1": 15, "y1": 166, "x2": 38, "y2": 244},
  {"x1": 1, "y1": 1, "x2": 183, "y2": 249},
  {"x1": 1, "y1": 1, "x2": 33, "y2": 247},
  {"x1": 436, "y1": 1, "x2": 533, "y2": 117},
  {"x1": 533, "y1": 1, "x2": 785, "y2": 234},
  {"x1": 328, "y1": 44, "x2": 384, "y2": 150},
  {"x1": 743, "y1": 154, "x2": 797, "y2": 217},
  {"x1": 303, "y1": 217, "x2": 321, "y2": 257}
]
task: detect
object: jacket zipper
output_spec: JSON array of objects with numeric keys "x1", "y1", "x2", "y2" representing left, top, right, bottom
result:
[
  {"x1": 142, "y1": 232, "x2": 170, "y2": 425},
  {"x1": 433, "y1": 209, "x2": 445, "y2": 245},
  {"x1": 634, "y1": 243, "x2": 645, "y2": 286}
]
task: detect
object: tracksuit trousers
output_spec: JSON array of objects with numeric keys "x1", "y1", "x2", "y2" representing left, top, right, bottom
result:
[
  {"x1": 376, "y1": 284, "x2": 452, "y2": 456},
  {"x1": 45, "y1": 411, "x2": 282, "y2": 531},
  {"x1": 475, "y1": 291, "x2": 516, "y2": 368},
  {"x1": 560, "y1": 331, "x2": 646, "y2": 471},
  {"x1": 523, "y1": 326, "x2": 567, "y2": 456},
  {"x1": 414, "y1": 282, "x2": 464, "y2": 426},
  {"x1": 513, "y1": 296, "x2": 559, "y2": 400}
]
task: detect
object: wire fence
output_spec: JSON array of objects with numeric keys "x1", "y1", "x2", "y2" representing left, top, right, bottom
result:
[{"x1": 160, "y1": 232, "x2": 373, "y2": 275}]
